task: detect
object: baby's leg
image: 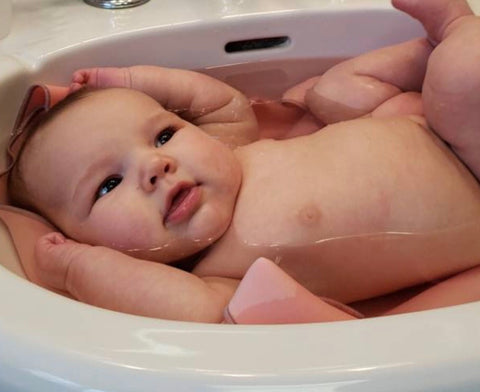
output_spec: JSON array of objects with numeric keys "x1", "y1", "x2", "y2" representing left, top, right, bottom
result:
[
  {"x1": 395, "y1": 0, "x2": 480, "y2": 179},
  {"x1": 284, "y1": 38, "x2": 432, "y2": 124},
  {"x1": 384, "y1": 264, "x2": 480, "y2": 315}
]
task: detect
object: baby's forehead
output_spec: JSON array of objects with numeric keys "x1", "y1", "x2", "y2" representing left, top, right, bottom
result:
[
  {"x1": 39, "y1": 87, "x2": 162, "y2": 129},
  {"x1": 54, "y1": 87, "x2": 160, "y2": 116},
  {"x1": 31, "y1": 88, "x2": 171, "y2": 156},
  {"x1": 23, "y1": 87, "x2": 171, "y2": 159}
]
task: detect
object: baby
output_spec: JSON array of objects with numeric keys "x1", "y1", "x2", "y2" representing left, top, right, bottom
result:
[{"x1": 6, "y1": 0, "x2": 480, "y2": 323}]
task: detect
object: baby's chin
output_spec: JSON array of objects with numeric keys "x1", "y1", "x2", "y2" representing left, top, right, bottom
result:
[
  {"x1": 121, "y1": 237, "x2": 213, "y2": 264},
  {"x1": 118, "y1": 205, "x2": 234, "y2": 263},
  {"x1": 122, "y1": 226, "x2": 229, "y2": 264}
]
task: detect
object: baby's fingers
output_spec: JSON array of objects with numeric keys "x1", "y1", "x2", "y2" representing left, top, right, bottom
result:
[
  {"x1": 35, "y1": 232, "x2": 68, "y2": 290},
  {"x1": 70, "y1": 67, "x2": 132, "y2": 92},
  {"x1": 34, "y1": 232, "x2": 93, "y2": 296},
  {"x1": 70, "y1": 69, "x2": 96, "y2": 92},
  {"x1": 35, "y1": 234, "x2": 158, "y2": 313},
  {"x1": 282, "y1": 76, "x2": 322, "y2": 109}
]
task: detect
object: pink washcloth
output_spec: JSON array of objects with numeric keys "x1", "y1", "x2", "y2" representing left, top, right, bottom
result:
[{"x1": 224, "y1": 258, "x2": 363, "y2": 324}]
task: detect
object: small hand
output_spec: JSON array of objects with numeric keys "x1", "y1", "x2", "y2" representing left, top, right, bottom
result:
[
  {"x1": 70, "y1": 67, "x2": 133, "y2": 92},
  {"x1": 34, "y1": 232, "x2": 101, "y2": 296},
  {"x1": 281, "y1": 76, "x2": 322, "y2": 109},
  {"x1": 251, "y1": 99, "x2": 323, "y2": 139}
]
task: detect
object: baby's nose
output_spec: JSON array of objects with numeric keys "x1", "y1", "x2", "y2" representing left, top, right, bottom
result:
[{"x1": 141, "y1": 155, "x2": 176, "y2": 191}]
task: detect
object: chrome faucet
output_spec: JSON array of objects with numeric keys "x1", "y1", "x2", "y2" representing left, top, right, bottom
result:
[{"x1": 84, "y1": 0, "x2": 150, "y2": 9}]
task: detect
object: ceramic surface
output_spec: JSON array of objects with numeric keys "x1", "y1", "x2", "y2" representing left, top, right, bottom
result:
[{"x1": 1, "y1": 1, "x2": 480, "y2": 391}]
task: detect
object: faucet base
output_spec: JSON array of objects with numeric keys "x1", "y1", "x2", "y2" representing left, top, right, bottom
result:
[{"x1": 84, "y1": 0, "x2": 150, "y2": 9}]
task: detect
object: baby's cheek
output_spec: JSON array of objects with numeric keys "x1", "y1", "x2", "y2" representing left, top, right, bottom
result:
[{"x1": 89, "y1": 207, "x2": 158, "y2": 251}]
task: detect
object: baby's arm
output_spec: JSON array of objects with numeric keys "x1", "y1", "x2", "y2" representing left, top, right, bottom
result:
[
  {"x1": 34, "y1": 233, "x2": 238, "y2": 322},
  {"x1": 71, "y1": 66, "x2": 258, "y2": 147},
  {"x1": 35, "y1": 233, "x2": 358, "y2": 324}
]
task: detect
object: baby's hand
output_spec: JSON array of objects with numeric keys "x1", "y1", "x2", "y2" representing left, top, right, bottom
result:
[
  {"x1": 251, "y1": 100, "x2": 323, "y2": 139},
  {"x1": 70, "y1": 67, "x2": 132, "y2": 92},
  {"x1": 34, "y1": 232, "x2": 113, "y2": 297}
]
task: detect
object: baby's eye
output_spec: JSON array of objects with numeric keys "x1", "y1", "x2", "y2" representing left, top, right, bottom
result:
[
  {"x1": 155, "y1": 126, "x2": 176, "y2": 147},
  {"x1": 96, "y1": 176, "x2": 122, "y2": 200}
]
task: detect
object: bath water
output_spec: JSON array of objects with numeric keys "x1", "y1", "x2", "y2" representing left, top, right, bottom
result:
[
  {"x1": 127, "y1": 59, "x2": 480, "y2": 310},
  {"x1": 1, "y1": 58, "x2": 480, "y2": 318}
]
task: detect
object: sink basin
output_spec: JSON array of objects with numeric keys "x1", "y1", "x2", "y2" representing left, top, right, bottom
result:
[{"x1": 1, "y1": 1, "x2": 480, "y2": 391}]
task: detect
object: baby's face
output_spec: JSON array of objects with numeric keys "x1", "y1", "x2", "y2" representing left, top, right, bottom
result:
[{"x1": 23, "y1": 88, "x2": 242, "y2": 263}]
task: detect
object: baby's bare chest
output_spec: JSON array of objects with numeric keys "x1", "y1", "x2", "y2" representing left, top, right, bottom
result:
[{"x1": 194, "y1": 117, "x2": 480, "y2": 282}]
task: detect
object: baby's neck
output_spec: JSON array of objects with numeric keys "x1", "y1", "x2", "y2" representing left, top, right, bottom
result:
[{"x1": 170, "y1": 247, "x2": 211, "y2": 272}]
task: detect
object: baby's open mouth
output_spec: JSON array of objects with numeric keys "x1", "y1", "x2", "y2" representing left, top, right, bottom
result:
[{"x1": 164, "y1": 183, "x2": 202, "y2": 225}]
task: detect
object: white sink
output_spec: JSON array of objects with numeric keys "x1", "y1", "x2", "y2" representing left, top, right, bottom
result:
[{"x1": 1, "y1": 1, "x2": 480, "y2": 391}]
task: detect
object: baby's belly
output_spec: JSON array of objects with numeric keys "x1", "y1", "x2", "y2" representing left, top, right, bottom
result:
[{"x1": 196, "y1": 116, "x2": 480, "y2": 302}]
